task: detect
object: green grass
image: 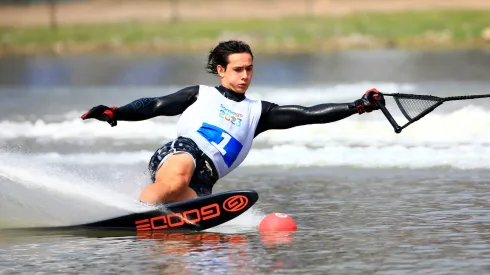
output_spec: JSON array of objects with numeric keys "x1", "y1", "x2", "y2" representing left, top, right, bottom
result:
[{"x1": 1, "y1": 9, "x2": 490, "y2": 54}]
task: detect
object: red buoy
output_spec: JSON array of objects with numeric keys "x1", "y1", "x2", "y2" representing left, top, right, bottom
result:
[{"x1": 258, "y1": 212, "x2": 297, "y2": 232}]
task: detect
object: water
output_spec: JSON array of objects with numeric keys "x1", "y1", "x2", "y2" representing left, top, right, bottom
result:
[{"x1": 1, "y1": 50, "x2": 490, "y2": 274}]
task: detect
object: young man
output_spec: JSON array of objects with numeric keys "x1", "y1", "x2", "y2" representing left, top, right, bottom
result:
[{"x1": 81, "y1": 40, "x2": 385, "y2": 205}]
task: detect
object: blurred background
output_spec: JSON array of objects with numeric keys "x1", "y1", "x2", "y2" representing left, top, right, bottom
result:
[{"x1": 1, "y1": 0, "x2": 490, "y2": 86}]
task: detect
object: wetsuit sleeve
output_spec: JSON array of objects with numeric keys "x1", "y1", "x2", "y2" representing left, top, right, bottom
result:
[
  {"x1": 254, "y1": 101, "x2": 358, "y2": 137},
  {"x1": 114, "y1": 85, "x2": 199, "y2": 121}
]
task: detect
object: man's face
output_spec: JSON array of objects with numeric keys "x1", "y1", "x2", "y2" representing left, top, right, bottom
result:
[{"x1": 217, "y1": 53, "x2": 254, "y2": 94}]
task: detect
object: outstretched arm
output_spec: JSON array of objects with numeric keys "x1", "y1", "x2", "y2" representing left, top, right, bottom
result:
[
  {"x1": 115, "y1": 85, "x2": 199, "y2": 121},
  {"x1": 81, "y1": 85, "x2": 199, "y2": 126},
  {"x1": 254, "y1": 102, "x2": 358, "y2": 136},
  {"x1": 254, "y1": 88, "x2": 384, "y2": 137}
]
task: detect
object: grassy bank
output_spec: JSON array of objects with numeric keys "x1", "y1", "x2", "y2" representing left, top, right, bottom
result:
[{"x1": 1, "y1": 9, "x2": 490, "y2": 55}]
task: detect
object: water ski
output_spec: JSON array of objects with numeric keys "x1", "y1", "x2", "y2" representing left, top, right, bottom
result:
[{"x1": 61, "y1": 189, "x2": 258, "y2": 232}]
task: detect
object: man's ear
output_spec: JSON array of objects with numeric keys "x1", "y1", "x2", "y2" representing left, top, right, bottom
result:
[{"x1": 217, "y1": 65, "x2": 226, "y2": 78}]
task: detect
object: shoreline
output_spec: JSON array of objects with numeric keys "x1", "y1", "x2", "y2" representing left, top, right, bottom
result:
[
  {"x1": 2, "y1": 0, "x2": 490, "y2": 27},
  {"x1": 2, "y1": 39, "x2": 489, "y2": 57},
  {"x1": 1, "y1": 9, "x2": 490, "y2": 56}
]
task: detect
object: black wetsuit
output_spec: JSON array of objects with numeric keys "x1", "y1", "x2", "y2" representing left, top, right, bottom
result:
[
  {"x1": 114, "y1": 85, "x2": 360, "y2": 137},
  {"x1": 114, "y1": 85, "x2": 361, "y2": 196}
]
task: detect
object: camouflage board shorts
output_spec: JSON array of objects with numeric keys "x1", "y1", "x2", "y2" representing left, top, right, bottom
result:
[{"x1": 148, "y1": 136, "x2": 219, "y2": 196}]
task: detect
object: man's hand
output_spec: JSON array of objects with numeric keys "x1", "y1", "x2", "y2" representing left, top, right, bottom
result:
[
  {"x1": 355, "y1": 88, "x2": 386, "y2": 114},
  {"x1": 81, "y1": 105, "x2": 118, "y2": 127}
]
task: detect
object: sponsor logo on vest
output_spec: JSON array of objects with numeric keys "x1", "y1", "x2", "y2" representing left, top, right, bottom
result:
[{"x1": 219, "y1": 104, "x2": 243, "y2": 127}]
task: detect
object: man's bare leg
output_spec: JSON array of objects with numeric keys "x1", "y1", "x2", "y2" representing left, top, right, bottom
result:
[{"x1": 139, "y1": 153, "x2": 198, "y2": 204}]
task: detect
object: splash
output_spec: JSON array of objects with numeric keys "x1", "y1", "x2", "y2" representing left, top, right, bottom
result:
[
  {"x1": 5, "y1": 105, "x2": 490, "y2": 170},
  {"x1": 0, "y1": 150, "x2": 151, "y2": 228}
]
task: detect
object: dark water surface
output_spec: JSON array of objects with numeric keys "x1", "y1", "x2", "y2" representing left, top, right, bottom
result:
[
  {"x1": 1, "y1": 49, "x2": 490, "y2": 86},
  {"x1": 1, "y1": 167, "x2": 490, "y2": 274}
]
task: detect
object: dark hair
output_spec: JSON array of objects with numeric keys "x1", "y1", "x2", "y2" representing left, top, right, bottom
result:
[{"x1": 206, "y1": 40, "x2": 254, "y2": 75}]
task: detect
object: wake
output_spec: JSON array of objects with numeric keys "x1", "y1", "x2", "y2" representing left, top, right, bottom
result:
[{"x1": 0, "y1": 151, "x2": 151, "y2": 228}]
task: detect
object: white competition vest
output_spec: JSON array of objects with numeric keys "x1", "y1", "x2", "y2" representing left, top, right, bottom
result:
[{"x1": 177, "y1": 85, "x2": 262, "y2": 178}]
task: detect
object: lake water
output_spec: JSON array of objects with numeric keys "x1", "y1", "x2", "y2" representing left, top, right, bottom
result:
[{"x1": 1, "y1": 49, "x2": 490, "y2": 274}]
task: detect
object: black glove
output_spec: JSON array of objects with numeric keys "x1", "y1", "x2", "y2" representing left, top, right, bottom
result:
[
  {"x1": 81, "y1": 105, "x2": 118, "y2": 127},
  {"x1": 354, "y1": 88, "x2": 385, "y2": 114}
]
